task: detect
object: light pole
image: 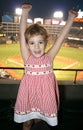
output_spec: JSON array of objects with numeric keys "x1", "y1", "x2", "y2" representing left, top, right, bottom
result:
[
  {"x1": 52, "y1": 11, "x2": 63, "y2": 25},
  {"x1": 15, "y1": 8, "x2": 22, "y2": 23},
  {"x1": 15, "y1": 8, "x2": 33, "y2": 24}
]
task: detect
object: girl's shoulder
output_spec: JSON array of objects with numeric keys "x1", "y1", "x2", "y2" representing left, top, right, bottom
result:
[
  {"x1": 24, "y1": 54, "x2": 32, "y2": 64},
  {"x1": 45, "y1": 53, "x2": 53, "y2": 62}
]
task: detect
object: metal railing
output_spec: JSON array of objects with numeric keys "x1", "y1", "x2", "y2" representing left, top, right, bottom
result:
[{"x1": 0, "y1": 67, "x2": 83, "y2": 84}]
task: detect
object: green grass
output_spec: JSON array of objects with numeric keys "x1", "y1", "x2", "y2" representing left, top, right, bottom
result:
[
  {"x1": 0, "y1": 43, "x2": 83, "y2": 80},
  {"x1": 54, "y1": 46, "x2": 83, "y2": 69},
  {"x1": 0, "y1": 44, "x2": 21, "y2": 62}
]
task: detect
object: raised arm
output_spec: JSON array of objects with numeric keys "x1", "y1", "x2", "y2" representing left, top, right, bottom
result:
[
  {"x1": 48, "y1": 10, "x2": 78, "y2": 60},
  {"x1": 19, "y1": 3, "x2": 32, "y2": 64}
]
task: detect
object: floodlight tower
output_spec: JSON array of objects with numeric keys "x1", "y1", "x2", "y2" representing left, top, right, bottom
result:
[
  {"x1": 15, "y1": 8, "x2": 22, "y2": 23},
  {"x1": 53, "y1": 11, "x2": 63, "y2": 25}
]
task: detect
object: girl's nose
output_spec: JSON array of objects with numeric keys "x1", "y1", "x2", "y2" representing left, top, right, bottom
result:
[{"x1": 35, "y1": 43, "x2": 39, "y2": 48}]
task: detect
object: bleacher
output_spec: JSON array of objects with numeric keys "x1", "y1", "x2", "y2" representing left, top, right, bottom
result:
[{"x1": 1, "y1": 22, "x2": 83, "y2": 39}]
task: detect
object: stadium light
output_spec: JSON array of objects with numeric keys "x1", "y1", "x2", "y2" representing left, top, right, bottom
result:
[
  {"x1": 15, "y1": 8, "x2": 22, "y2": 23},
  {"x1": 15, "y1": 8, "x2": 22, "y2": 16},
  {"x1": 53, "y1": 11, "x2": 63, "y2": 25},
  {"x1": 27, "y1": 19, "x2": 33, "y2": 24},
  {"x1": 53, "y1": 11, "x2": 63, "y2": 19},
  {"x1": 15, "y1": 8, "x2": 33, "y2": 23}
]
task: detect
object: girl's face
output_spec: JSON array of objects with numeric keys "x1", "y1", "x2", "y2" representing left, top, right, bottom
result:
[{"x1": 28, "y1": 35, "x2": 46, "y2": 58}]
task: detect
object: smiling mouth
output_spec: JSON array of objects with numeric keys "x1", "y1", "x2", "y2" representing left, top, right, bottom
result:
[{"x1": 34, "y1": 50, "x2": 41, "y2": 54}]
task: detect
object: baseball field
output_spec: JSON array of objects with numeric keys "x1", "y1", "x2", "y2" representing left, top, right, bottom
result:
[{"x1": 0, "y1": 43, "x2": 83, "y2": 80}]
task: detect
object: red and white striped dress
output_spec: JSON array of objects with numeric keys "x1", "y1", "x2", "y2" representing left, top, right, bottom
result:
[{"x1": 14, "y1": 53, "x2": 59, "y2": 126}]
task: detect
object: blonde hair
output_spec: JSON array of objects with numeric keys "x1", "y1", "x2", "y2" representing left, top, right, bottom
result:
[{"x1": 24, "y1": 23, "x2": 49, "y2": 43}]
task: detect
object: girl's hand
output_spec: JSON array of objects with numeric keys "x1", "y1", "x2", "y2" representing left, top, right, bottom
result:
[
  {"x1": 69, "y1": 9, "x2": 78, "y2": 18},
  {"x1": 22, "y1": 3, "x2": 32, "y2": 11}
]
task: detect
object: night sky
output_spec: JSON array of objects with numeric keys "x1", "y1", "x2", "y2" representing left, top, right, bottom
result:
[{"x1": 0, "y1": 0, "x2": 83, "y2": 20}]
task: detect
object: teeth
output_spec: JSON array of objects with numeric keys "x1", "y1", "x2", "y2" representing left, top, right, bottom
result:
[{"x1": 35, "y1": 51, "x2": 41, "y2": 54}]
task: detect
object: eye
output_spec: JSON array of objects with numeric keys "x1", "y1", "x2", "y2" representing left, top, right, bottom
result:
[
  {"x1": 29, "y1": 42, "x2": 34, "y2": 45},
  {"x1": 39, "y1": 41, "x2": 44, "y2": 44}
]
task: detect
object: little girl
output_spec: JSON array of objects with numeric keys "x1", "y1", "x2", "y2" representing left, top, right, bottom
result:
[{"x1": 14, "y1": 3, "x2": 78, "y2": 130}]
